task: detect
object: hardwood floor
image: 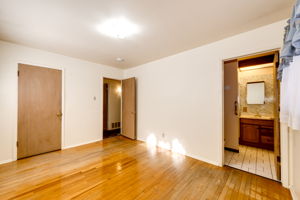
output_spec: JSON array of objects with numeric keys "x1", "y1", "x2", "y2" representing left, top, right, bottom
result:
[{"x1": 0, "y1": 136, "x2": 291, "y2": 200}]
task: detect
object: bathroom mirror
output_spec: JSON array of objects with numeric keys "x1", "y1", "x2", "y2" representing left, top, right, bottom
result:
[{"x1": 246, "y1": 81, "x2": 265, "y2": 104}]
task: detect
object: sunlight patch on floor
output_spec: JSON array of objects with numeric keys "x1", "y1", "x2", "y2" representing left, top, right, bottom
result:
[{"x1": 146, "y1": 134, "x2": 186, "y2": 158}]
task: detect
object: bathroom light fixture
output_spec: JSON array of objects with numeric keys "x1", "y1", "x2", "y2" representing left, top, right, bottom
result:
[
  {"x1": 239, "y1": 63, "x2": 274, "y2": 71},
  {"x1": 116, "y1": 86, "x2": 122, "y2": 94},
  {"x1": 98, "y1": 17, "x2": 139, "y2": 39}
]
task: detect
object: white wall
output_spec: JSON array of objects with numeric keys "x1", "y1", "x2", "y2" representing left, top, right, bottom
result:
[
  {"x1": 124, "y1": 20, "x2": 286, "y2": 166},
  {"x1": 0, "y1": 40, "x2": 123, "y2": 163}
]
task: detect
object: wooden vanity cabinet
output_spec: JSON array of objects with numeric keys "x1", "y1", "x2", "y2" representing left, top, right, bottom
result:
[{"x1": 239, "y1": 118, "x2": 274, "y2": 150}]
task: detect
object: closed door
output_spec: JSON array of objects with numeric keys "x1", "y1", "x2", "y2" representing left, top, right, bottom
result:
[
  {"x1": 224, "y1": 60, "x2": 239, "y2": 150},
  {"x1": 121, "y1": 77, "x2": 136, "y2": 139},
  {"x1": 18, "y1": 64, "x2": 62, "y2": 159}
]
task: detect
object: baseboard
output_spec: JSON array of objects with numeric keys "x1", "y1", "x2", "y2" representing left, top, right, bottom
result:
[
  {"x1": 290, "y1": 185, "x2": 298, "y2": 200},
  {"x1": 137, "y1": 138, "x2": 220, "y2": 167},
  {"x1": 224, "y1": 147, "x2": 239, "y2": 153},
  {"x1": 187, "y1": 153, "x2": 221, "y2": 166},
  {"x1": 0, "y1": 159, "x2": 14, "y2": 165},
  {"x1": 0, "y1": 140, "x2": 102, "y2": 165},
  {"x1": 62, "y1": 139, "x2": 101, "y2": 150}
]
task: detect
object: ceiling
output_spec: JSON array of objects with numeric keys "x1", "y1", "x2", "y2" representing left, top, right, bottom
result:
[{"x1": 0, "y1": 0, "x2": 294, "y2": 69}]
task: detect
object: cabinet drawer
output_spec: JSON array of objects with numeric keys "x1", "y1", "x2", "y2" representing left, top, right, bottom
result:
[
  {"x1": 259, "y1": 127, "x2": 274, "y2": 136},
  {"x1": 261, "y1": 136, "x2": 274, "y2": 144},
  {"x1": 240, "y1": 118, "x2": 274, "y2": 126}
]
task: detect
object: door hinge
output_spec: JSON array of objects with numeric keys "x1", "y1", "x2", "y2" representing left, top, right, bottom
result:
[
  {"x1": 16, "y1": 141, "x2": 19, "y2": 147},
  {"x1": 277, "y1": 156, "x2": 281, "y2": 163},
  {"x1": 17, "y1": 71, "x2": 20, "y2": 77}
]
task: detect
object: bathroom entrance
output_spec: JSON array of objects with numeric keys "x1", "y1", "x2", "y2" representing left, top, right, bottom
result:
[{"x1": 223, "y1": 50, "x2": 281, "y2": 181}]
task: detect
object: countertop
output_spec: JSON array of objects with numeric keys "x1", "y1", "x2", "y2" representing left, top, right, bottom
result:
[{"x1": 239, "y1": 115, "x2": 274, "y2": 120}]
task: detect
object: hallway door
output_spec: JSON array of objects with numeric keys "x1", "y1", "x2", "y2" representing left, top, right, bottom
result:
[{"x1": 121, "y1": 77, "x2": 136, "y2": 139}]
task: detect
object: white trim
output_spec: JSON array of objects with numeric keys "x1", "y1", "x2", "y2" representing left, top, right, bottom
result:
[
  {"x1": 0, "y1": 159, "x2": 14, "y2": 165},
  {"x1": 290, "y1": 185, "x2": 298, "y2": 200},
  {"x1": 62, "y1": 139, "x2": 101, "y2": 150},
  {"x1": 137, "y1": 138, "x2": 220, "y2": 166},
  {"x1": 14, "y1": 62, "x2": 65, "y2": 160},
  {"x1": 188, "y1": 153, "x2": 222, "y2": 166},
  {"x1": 221, "y1": 59, "x2": 225, "y2": 167},
  {"x1": 289, "y1": 128, "x2": 294, "y2": 188},
  {"x1": 281, "y1": 123, "x2": 290, "y2": 187}
]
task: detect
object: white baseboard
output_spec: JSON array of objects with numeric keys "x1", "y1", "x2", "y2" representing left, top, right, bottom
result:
[
  {"x1": 290, "y1": 185, "x2": 298, "y2": 200},
  {"x1": 137, "y1": 138, "x2": 220, "y2": 167},
  {"x1": 62, "y1": 139, "x2": 101, "y2": 150},
  {"x1": 187, "y1": 153, "x2": 221, "y2": 166},
  {"x1": 0, "y1": 159, "x2": 13, "y2": 165},
  {"x1": 0, "y1": 140, "x2": 102, "y2": 165}
]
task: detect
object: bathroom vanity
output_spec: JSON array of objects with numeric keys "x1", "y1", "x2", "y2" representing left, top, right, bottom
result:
[{"x1": 239, "y1": 116, "x2": 274, "y2": 150}]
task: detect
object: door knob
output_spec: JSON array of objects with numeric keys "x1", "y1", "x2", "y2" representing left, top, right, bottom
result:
[{"x1": 56, "y1": 112, "x2": 63, "y2": 118}]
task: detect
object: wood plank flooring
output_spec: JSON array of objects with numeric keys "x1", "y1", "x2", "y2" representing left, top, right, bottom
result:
[
  {"x1": 0, "y1": 136, "x2": 291, "y2": 200},
  {"x1": 225, "y1": 146, "x2": 277, "y2": 180}
]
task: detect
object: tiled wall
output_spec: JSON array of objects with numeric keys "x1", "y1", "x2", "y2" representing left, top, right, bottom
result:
[{"x1": 238, "y1": 67, "x2": 274, "y2": 118}]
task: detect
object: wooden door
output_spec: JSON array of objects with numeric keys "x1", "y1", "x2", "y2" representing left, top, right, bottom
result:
[
  {"x1": 18, "y1": 64, "x2": 62, "y2": 159},
  {"x1": 121, "y1": 77, "x2": 136, "y2": 139},
  {"x1": 103, "y1": 83, "x2": 108, "y2": 131},
  {"x1": 224, "y1": 60, "x2": 239, "y2": 150},
  {"x1": 273, "y1": 52, "x2": 281, "y2": 180}
]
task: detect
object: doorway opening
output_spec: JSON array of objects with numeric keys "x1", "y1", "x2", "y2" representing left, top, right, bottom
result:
[
  {"x1": 102, "y1": 77, "x2": 137, "y2": 140},
  {"x1": 103, "y1": 78, "x2": 122, "y2": 139},
  {"x1": 223, "y1": 51, "x2": 281, "y2": 181}
]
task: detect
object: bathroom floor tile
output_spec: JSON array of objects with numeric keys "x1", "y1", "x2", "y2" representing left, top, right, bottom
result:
[{"x1": 225, "y1": 145, "x2": 278, "y2": 181}]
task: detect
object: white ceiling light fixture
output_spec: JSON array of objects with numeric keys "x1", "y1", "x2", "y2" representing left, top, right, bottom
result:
[
  {"x1": 98, "y1": 17, "x2": 139, "y2": 39},
  {"x1": 116, "y1": 57, "x2": 125, "y2": 62}
]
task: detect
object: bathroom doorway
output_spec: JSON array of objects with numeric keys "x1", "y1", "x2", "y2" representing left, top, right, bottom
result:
[
  {"x1": 223, "y1": 50, "x2": 281, "y2": 181},
  {"x1": 103, "y1": 78, "x2": 122, "y2": 139}
]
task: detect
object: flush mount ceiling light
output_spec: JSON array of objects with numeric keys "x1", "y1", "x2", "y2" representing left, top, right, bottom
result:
[
  {"x1": 116, "y1": 57, "x2": 125, "y2": 62},
  {"x1": 98, "y1": 17, "x2": 139, "y2": 39}
]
